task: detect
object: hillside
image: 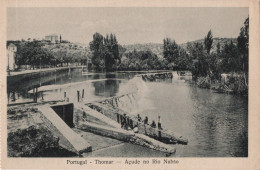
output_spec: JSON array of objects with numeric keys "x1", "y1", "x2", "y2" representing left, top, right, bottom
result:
[
  {"x1": 123, "y1": 43, "x2": 163, "y2": 57},
  {"x1": 123, "y1": 38, "x2": 237, "y2": 56},
  {"x1": 180, "y1": 37, "x2": 237, "y2": 52}
]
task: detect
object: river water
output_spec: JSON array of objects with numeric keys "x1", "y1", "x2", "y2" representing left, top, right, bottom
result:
[{"x1": 7, "y1": 69, "x2": 248, "y2": 157}]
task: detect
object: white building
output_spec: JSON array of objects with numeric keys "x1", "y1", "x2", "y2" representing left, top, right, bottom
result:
[
  {"x1": 7, "y1": 43, "x2": 17, "y2": 71},
  {"x1": 45, "y1": 34, "x2": 58, "y2": 43}
]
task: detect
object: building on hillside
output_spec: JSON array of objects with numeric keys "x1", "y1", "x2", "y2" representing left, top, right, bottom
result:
[
  {"x1": 7, "y1": 43, "x2": 17, "y2": 71},
  {"x1": 45, "y1": 34, "x2": 58, "y2": 43}
]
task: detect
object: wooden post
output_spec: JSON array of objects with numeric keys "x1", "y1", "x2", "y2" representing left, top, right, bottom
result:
[
  {"x1": 64, "y1": 92, "x2": 66, "y2": 101},
  {"x1": 33, "y1": 88, "x2": 35, "y2": 102},
  {"x1": 7, "y1": 91, "x2": 10, "y2": 104},
  {"x1": 119, "y1": 115, "x2": 122, "y2": 124},
  {"x1": 35, "y1": 88, "x2": 38, "y2": 103},
  {"x1": 41, "y1": 92, "x2": 44, "y2": 101},
  {"x1": 77, "y1": 90, "x2": 80, "y2": 102},
  {"x1": 82, "y1": 89, "x2": 84, "y2": 99},
  {"x1": 12, "y1": 91, "x2": 16, "y2": 102},
  {"x1": 116, "y1": 113, "x2": 119, "y2": 123}
]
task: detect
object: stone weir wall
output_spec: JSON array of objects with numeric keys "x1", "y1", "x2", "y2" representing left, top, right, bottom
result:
[
  {"x1": 87, "y1": 100, "x2": 188, "y2": 145},
  {"x1": 140, "y1": 72, "x2": 173, "y2": 81}
]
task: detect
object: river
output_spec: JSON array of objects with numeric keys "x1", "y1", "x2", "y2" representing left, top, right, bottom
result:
[{"x1": 7, "y1": 69, "x2": 248, "y2": 157}]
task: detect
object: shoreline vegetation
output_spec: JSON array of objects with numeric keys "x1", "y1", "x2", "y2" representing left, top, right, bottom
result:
[
  {"x1": 196, "y1": 74, "x2": 248, "y2": 96},
  {"x1": 7, "y1": 17, "x2": 248, "y2": 96}
]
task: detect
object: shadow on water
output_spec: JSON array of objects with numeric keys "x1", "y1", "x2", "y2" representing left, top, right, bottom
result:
[{"x1": 92, "y1": 80, "x2": 120, "y2": 98}]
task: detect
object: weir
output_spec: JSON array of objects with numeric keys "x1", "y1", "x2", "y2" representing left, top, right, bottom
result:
[
  {"x1": 79, "y1": 121, "x2": 176, "y2": 154},
  {"x1": 74, "y1": 103, "x2": 176, "y2": 154},
  {"x1": 85, "y1": 72, "x2": 188, "y2": 144},
  {"x1": 139, "y1": 72, "x2": 173, "y2": 81},
  {"x1": 87, "y1": 101, "x2": 188, "y2": 144}
]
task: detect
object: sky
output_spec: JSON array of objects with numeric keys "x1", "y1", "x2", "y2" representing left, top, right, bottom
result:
[{"x1": 7, "y1": 7, "x2": 248, "y2": 45}]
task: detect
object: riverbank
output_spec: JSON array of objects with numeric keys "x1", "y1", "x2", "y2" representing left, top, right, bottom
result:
[
  {"x1": 196, "y1": 74, "x2": 248, "y2": 95},
  {"x1": 8, "y1": 66, "x2": 80, "y2": 76}
]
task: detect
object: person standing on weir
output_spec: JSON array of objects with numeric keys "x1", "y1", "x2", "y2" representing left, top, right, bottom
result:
[
  {"x1": 121, "y1": 113, "x2": 127, "y2": 129},
  {"x1": 144, "y1": 116, "x2": 148, "y2": 125},
  {"x1": 151, "y1": 120, "x2": 156, "y2": 128},
  {"x1": 158, "y1": 116, "x2": 163, "y2": 130},
  {"x1": 137, "y1": 114, "x2": 142, "y2": 122}
]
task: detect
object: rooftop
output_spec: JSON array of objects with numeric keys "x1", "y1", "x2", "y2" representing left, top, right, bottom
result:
[{"x1": 8, "y1": 43, "x2": 16, "y2": 47}]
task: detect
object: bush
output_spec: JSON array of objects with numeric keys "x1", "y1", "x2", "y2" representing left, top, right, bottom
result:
[
  {"x1": 196, "y1": 76, "x2": 211, "y2": 89},
  {"x1": 8, "y1": 126, "x2": 76, "y2": 157}
]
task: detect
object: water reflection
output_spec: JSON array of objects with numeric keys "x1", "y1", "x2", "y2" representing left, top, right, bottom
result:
[{"x1": 92, "y1": 80, "x2": 121, "y2": 97}]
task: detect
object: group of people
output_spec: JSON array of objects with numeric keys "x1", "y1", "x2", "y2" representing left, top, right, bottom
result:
[
  {"x1": 120, "y1": 113, "x2": 163, "y2": 134},
  {"x1": 137, "y1": 114, "x2": 163, "y2": 130},
  {"x1": 121, "y1": 113, "x2": 130, "y2": 130}
]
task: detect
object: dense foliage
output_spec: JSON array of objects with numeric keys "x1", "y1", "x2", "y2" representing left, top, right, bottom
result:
[
  {"x1": 15, "y1": 40, "x2": 55, "y2": 69},
  {"x1": 187, "y1": 17, "x2": 249, "y2": 80},
  {"x1": 163, "y1": 38, "x2": 191, "y2": 70},
  {"x1": 118, "y1": 50, "x2": 162, "y2": 71},
  {"x1": 7, "y1": 39, "x2": 90, "y2": 69},
  {"x1": 89, "y1": 33, "x2": 120, "y2": 71}
]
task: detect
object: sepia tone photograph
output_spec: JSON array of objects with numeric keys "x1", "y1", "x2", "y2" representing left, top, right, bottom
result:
[{"x1": 5, "y1": 6, "x2": 249, "y2": 159}]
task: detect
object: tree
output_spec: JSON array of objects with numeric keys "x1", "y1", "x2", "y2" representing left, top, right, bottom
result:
[
  {"x1": 187, "y1": 42, "x2": 207, "y2": 77},
  {"x1": 16, "y1": 40, "x2": 55, "y2": 69},
  {"x1": 220, "y1": 41, "x2": 240, "y2": 73},
  {"x1": 89, "y1": 32, "x2": 120, "y2": 71},
  {"x1": 204, "y1": 30, "x2": 213, "y2": 54},
  {"x1": 216, "y1": 42, "x2": 221, "y2": 55},
  {"x1": 89, "y1": 33, "x2": 104, "y2": 70},
  {"x1": 163, "y1": 38, "x2": 179, "y2": 64},
  {"x1": 103, "y1": 34, "x2": 120, "y2": 71},
  {"x1": 163, "y1": 38, "x2": 179, "y2": 63},
  {"x1": 237, "y1": 17, "x2": 249, "y2": 72},
  {"x1": 176, "y1": 48, "x2": 191, "y2": 70}
]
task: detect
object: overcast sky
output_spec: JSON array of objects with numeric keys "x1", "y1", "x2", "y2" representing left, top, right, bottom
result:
[{"x1": 7, "y1": 7, "x2": 248, "y2": 45}]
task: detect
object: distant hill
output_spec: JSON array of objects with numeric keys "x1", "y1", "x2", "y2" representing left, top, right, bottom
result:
[
  {"x1": 180, "y1": 37, "x2": 237, "y2": 52},
  {"x1": 123, "y1": 43, "x2": 163, "y2": 57},
  {"x1": 123, "y1": 37, "x2": 237, "y2": 56}
]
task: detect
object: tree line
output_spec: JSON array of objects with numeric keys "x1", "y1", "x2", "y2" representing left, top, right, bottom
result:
[
  {"x1": 89, "y1": 33, "x2": 191, "y2": 71},
  {"x1": 7, "y1": 40, "x2": 90, "y2": 69},
  {"x1": 90, "y1": 16, "x2": 248, "y2": 75},
  {"x1": 186, "y1": 17, "x2": 248, "y2": 81},
  {"x1": 9, "y1": 16, "x2": 248, "y2": 76}
]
